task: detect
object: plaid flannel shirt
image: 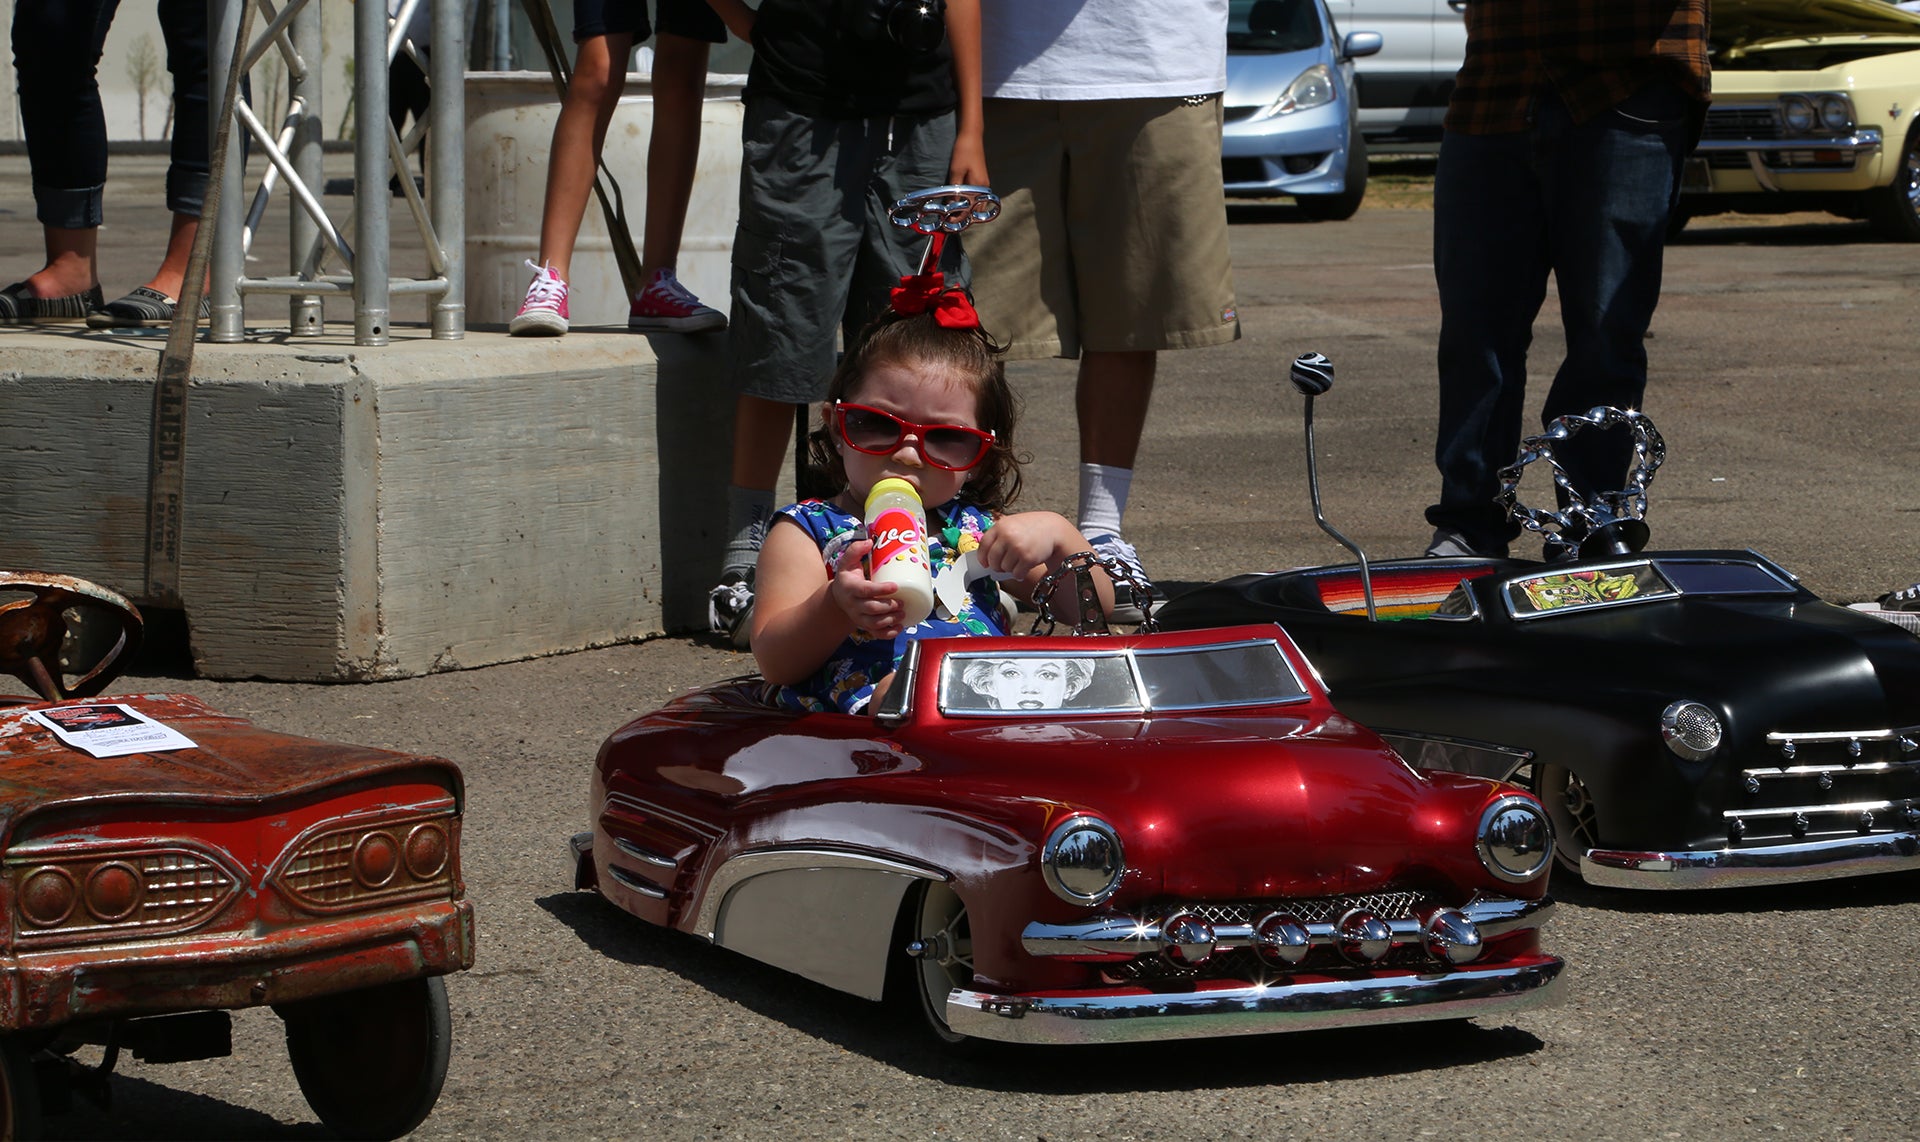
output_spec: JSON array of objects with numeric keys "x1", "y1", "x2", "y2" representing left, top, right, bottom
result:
[{"x1": 1446, "y1": 0, "x2": 1712, "y2": 135}]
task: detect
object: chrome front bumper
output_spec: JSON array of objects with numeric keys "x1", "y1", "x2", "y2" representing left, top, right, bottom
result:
[
  {"x1": 1581, "y1": 830, "x2": 1920, "y2": 890},
  {"x1": 943, "y1": 958, "x2": 1565, "y2": 1046}
]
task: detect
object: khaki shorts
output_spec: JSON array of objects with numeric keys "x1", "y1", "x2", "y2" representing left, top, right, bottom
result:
[{"x1": 968, "y1": 96, "x2": 1241, "y2": 361}]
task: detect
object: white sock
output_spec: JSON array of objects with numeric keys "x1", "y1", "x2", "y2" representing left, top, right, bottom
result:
[{"x1": 1077, "y1": 463, "x2": 1132, "y2": 538}]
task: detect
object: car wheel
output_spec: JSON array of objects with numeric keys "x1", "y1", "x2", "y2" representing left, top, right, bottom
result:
[
  {"x1": 281, "y1": 976, "x2": 452, "y2": 1140},
  {"x1": 889, "y1": 880, "x2": 976, "y2": 1048},
  {"x1": 1866, "y1": 125, "x2": 1920, "y2": 242},
  {"x1": 0, "y1": 1037, "x2": 41, "y2": 1142},
  {"x1": 1536, "y1": 763, "x2": 1600, "y2": 877},
  {"x1": 1296, "y1": 130, "x2": 1368, "y2": 222}
]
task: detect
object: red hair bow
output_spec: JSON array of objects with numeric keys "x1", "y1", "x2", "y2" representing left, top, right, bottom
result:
[{"x1": 889, "y1": 271, "x2": 980, "y2": 330}]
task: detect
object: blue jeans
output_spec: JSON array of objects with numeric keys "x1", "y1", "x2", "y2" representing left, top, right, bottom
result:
[
  {"x1": 1427, "y1": 81, "x2": 1697, "y2": 554},
  {"x1": 12, "y1": 0, "x2": 210, "y2": 228}
]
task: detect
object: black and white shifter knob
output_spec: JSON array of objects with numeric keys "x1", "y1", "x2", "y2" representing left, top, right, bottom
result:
[{"x1": 1290, "y1": 352, "x2": 1334, "y2": 396}]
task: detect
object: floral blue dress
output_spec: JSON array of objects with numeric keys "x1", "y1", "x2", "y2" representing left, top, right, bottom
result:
[{"x1": 772, "y1": 496, "x2": 1007, "y2": 714}]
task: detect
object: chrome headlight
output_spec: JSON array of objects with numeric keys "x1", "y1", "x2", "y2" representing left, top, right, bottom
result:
[
  {"x1": 1040, "y1": 815, "x2": 1125, "y2": 906},
  {"x1": 1781, "y1": 95, "x2": 1817, "y2": 134},
  {"x1": 1661, "y1": 699, "x2": 1724, "y2": 760},
  {"x1": 1250, "y1": 63, "x2": 1336, "y2": 122},
  {"x1": 1477, "y1": 795, "x2": 1553, "y2": 884},
  {"x1": 1817, "y1": 93, "x2": 1854, "y2": 133}
]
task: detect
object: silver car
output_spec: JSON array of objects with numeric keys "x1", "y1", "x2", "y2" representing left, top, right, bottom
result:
[{"x1": 1222, "y1": 0, "x2": 1384, "y2": 219}]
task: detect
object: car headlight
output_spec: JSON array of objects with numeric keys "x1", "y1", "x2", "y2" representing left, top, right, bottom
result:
[
  {"x1": 1817, "y1": 94, "x2": 1854, "y2": 133},
  {"x1": 1251, "y1": 63, "x2": 1337, "y2": 122},
  {"x1": 1476, "y1": 795, "x2": 1553, "y2": 884},
  {"x1": 1661, "y1": 699, "x2": 1724, "y2": 761},
  {"x1": 1040, "y1": 815, "x2": 1125, "y2": 905},
  {"x1": 1781, "y1": 95, "x2": 1817, "y2": 134}
]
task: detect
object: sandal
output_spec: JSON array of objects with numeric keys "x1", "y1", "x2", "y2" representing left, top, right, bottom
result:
[
  {"x1": 86, "y1": 285, "x2": 210, "y2": 329},
  {"x1": 0, "y1": 281, "x2": 105, "y2": 325}
]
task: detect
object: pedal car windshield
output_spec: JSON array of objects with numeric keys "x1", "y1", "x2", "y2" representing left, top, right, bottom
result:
[
  {"x1": 1430, "y1": 556, "x2": 1802, "y2": 622},
  {"x1": 938, "y1": 639, "x2": 1308, "y2": 717}
]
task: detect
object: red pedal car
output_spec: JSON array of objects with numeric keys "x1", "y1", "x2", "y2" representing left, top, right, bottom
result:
[
  {"x1": 0, "y1": 572, "x2": 473, "y2": 1138},
  {"x1": 573, "y1": 607, "x2": 1564, "y2": 1047}
]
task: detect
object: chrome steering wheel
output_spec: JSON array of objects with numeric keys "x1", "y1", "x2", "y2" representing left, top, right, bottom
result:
[
  {"x1": 887, "y1": 185, "x2": 1001, "y2": 236},
  {"x1": 1496, "y1": 407, "x2": 1665, "y2": 561}
]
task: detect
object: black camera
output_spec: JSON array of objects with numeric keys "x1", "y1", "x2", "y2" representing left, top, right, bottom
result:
[{"x1": 848, "y1": 0, "x2": 947, "y2": 53}]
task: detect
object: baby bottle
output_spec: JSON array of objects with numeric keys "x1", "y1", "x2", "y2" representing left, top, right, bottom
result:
[{"x1": 864, "y1": 478, "x2": 936, "y2": 627}]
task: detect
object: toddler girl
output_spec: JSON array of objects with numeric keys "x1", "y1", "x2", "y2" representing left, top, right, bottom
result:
[{"x1": 752, "y1": 283, "x2": 1111, "y2": 714}]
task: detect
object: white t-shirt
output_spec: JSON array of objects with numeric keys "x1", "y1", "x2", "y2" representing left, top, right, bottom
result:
[{"x1": 980, "y1": 0, "x2": 1229, "y2": 100}]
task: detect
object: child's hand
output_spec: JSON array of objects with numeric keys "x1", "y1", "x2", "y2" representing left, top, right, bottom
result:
[
  {"x1": 980, "y1": 512, "x2": 1116, "y2": 622},
  {"x1": 974, "y1": 514, "x2": 1062, "y2": 582},
  {"x1": 830, "y1": 539, "x2": 906, "y2": 638}
]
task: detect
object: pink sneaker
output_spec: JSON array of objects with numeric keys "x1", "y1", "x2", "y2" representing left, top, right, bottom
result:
[
  {"x1": 509, "y1": 260, "x2": 569, "y2": 336},
  {"x1": 628, "y1": 268, "x2": 726, "y2": 333}
]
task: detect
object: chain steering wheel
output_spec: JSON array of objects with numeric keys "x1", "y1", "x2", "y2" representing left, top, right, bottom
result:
[
  {"x1": 1496, "y1": 407, "x2": 1665, "y2": 561},
  {"x1": 1029, "y1": 551, "x2": 1156, "y2": 636}
]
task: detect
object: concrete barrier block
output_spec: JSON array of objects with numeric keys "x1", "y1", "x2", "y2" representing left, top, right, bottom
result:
[{"x1": 0, "y1": 330, "x2": 731, "y2": 681}]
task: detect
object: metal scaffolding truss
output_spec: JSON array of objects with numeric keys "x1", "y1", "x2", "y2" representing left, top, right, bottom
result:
[{"x1": 208, "y1": 0, "x2": 466, "y2": 344}]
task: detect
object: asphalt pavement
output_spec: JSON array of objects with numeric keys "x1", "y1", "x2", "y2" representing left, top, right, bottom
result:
[{"x1": 4, "y1": 153, "x2": 1920, "y2": 1139}]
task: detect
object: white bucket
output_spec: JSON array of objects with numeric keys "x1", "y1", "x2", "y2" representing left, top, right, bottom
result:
[{"x1": 463, "y1": 70, "x2": 744, "y2": 328}]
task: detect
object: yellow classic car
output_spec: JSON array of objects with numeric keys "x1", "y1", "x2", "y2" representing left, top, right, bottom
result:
[{"x1": 1681, "y1": 0, "x2": 1920, "y2": 240}]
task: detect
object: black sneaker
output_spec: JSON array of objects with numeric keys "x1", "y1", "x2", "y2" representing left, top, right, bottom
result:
[
  {"x1": 708, "y1": 571, "x2": 755, "y2": 649},
  {"x1": 1881, "y1": 582, "x2": 1920, "y2": 612}
]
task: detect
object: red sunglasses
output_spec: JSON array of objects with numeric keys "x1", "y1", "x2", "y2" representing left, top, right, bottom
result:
[{"x1": 833, "y1": 402, "x2": 996, "y2": 472}]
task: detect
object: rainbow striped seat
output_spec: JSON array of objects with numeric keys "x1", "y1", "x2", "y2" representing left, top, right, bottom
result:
[{"x1": 1313, "y1": 565, "x2": 1500, "y2": 619}]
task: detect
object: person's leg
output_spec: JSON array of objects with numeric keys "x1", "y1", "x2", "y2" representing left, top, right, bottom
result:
[
  {"x1": 638, "y1": 32, "x2": 708, "y2": 280},
  {"x1": 629, "y1": 0, "x2": 728, "y2": 331},
  {"x1": 535, "y1": 32, "x2": 635, "y2": 284},
  {"x1": 1427, "y1": 125, "x2": 1552, "y2": 556},
  {"x1": 511, "y1": 23, "x2": 635, "y2": 335},
  {"x1": 713, "y1": 100, "x2": 860, "y2": 638},
  {"x1": 147, "y1": 0, "x2": 207, "y2": 302},
  {"x1": 143, "y1": 213, "x2": 198, "y2": 303},
  {"x1": 10, "y1": 0, "x2": 120, "y2": 305},
  {"x1": 1541, "y1": 80, "x2": 1695, "y2": 504},
  {"x1": 627, "y1": 34, "x2": 725, "y2": 330},
  {"x1": 1062, "y1": 96, "x2": 1237, "y2": 610}
]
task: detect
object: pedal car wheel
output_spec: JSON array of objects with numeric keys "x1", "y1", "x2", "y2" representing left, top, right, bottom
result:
[
  {"x1": 281, "y1": 976, "x2": 451, "y2": 1140},
  {"x1": 0, "y1": 572, "x2": 143, "y2": 702},
  {"x1": 1538, "y1": 764, "x2": 1600, "y2": 877},
  {"x1": 0, "y1": 1036, "x2": 41, "y2": 1142},
  {"x1": 891, "y1": 881, "x2": 976, "y2": 1047}
]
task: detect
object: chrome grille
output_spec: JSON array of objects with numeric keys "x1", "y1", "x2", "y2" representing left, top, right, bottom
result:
[
  {"x1": 1109, "y1": 893, "x2": 1432, "y2": 983},
  {"x1": 1703, "y1": 106, "x2": 1779, "y2": 141},
  {"x1": 1729, "y1": 726, "x2": 1920, "y2": 843},
  {"x1": 1185, "y1": 891, "x2": 1423, "y2": 927}
]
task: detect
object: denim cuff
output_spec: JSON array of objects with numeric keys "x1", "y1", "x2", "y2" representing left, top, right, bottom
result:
[
  {"x1": 165, "y1": 168, "x2": 208, "y2": 219},
  {"x1": 33, "y1": 182, "x2": 106, "y2": 230}
]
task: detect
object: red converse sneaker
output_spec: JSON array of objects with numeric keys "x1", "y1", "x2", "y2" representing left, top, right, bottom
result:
[
  {"x1": 509, "y1": 260, "x2": 569, "y2": 336},
  {"x1": 628, "y1": 268, "x2": 726, "y2": 333}
]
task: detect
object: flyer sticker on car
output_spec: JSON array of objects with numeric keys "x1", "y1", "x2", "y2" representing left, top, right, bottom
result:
[{"x1": 26, "y1": 703, "x2": 198, "y2": 758}]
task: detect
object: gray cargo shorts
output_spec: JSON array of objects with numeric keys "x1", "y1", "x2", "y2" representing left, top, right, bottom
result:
[{"x1": 725, "y1": 95, "x2": 967, "y2": 404}]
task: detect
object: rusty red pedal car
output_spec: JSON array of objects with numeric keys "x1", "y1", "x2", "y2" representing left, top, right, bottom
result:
[
  {"x1": 0, "y1": 571, "x2": 473, "y2": 1138},
  {"x1": 572, "y1": 596, "x2": 1564, "y2": 1048}
]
